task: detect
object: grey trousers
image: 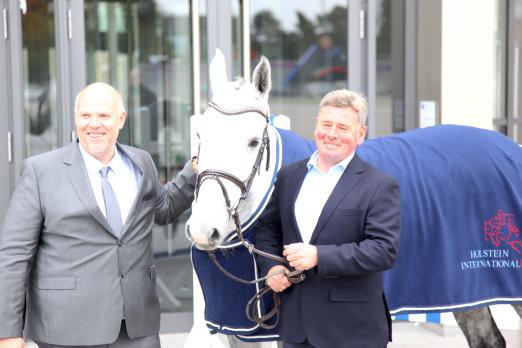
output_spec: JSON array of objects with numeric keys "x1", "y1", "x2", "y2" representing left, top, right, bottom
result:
[{"x1": 35, "y1": 321, "x2": 161, "y2": 348}]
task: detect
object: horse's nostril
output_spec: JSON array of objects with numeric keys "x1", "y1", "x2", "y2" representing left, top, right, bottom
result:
[{"x1": 210, "y1": 228, "x2": 220, "y2": 244}]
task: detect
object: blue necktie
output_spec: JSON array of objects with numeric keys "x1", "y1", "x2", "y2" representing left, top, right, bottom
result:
[{"x1": 100, "y1": 166, "x2": 123, "y2": 236}]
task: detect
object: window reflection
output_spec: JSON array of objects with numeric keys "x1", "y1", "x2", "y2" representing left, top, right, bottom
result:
[
  {"x1": 251, "y1": 1, "x2": 348, "y2": 138},
  {"x1": 282, "y1": 21, "x2": 346, "y2": 96},
  {"x1": 515, "y1": 0, "x2": 522, "y2": 142},
  {"x1": 376, "y1": 0, "x2": 405, "y2": 135},
  {"x1": 22, "y1": 0, "x2": 58, "y2": 156},
  {"x1": 231, "y1": 0, "x2": 242, "y2": 79},
  {"x1": 199, "y1": 1, "x2": 208, "y2": 112}
]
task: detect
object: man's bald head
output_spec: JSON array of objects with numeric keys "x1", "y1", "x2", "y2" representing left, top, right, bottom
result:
[{"x1": 74, "y1": 82, "x2": 126, "y2": 117}]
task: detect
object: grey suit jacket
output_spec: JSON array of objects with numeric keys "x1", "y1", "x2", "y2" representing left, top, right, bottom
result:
[{"x1": 0, "y1": 142, "x2": 196, "y2": 345}]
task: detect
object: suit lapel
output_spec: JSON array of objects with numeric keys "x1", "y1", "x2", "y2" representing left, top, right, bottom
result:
[
  {"x1": 116, "y1": 144, "x2": 153, "y2": 238},
  {"x1": 309, "y1": 154, "x2": 365, "y2": 244},
  {"x1": 63, "y1": 142, "x2": 114, "y2": 234},
  {"x1": 288, "y1": 161, "x2": 309, "y2": 242}
]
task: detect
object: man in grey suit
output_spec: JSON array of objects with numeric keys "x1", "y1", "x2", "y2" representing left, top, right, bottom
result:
[{"x1": 0, "y1": 82, "x2": 196, "y2": 347}]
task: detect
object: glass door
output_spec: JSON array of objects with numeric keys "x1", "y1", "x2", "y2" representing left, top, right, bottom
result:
[
  {"x1": 509, "y1": 0, "x2": 522, "y2": 142},
  {"x1": 22, "y1": 0, "x2": 59, "y2": 156},
  {"x1": 0, "y1": 0, "x2": 62, "y2": 226},
  {"x1": 375, "y1": 0, "x2": 405, "y2": 136},
  {"x1": 0, "y1": 0, "x2": 11, "y2": 227},
  {"x1": 83, "y1": 0, "x2": 194, "y2": 332}
]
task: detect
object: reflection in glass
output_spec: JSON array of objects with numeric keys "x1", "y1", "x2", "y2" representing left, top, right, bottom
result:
[
  {"x1": 84, "y1": 0, "x2": 194, "y2": 318},
  {"x1": 250, "y1": 1, "x2": 348, "y2": 138},
  {"x1": 493, "y1": 0, "x2": 507, "y2": 135},
  {"x1": 199, "y1": 1, "x2": 208, "y2": 111},
  {"x1": 515, "y1": 0, "x2": 522, "y2": 142},
  {"x1": 22, "y1": 0, "x2": 58, "y2": 156},
  {"x1": 231, "y1": 0, "x2": 242, "y2": 79},
  {"x1": 376, "y1": 0, "x2": 405, "y2": 136}
]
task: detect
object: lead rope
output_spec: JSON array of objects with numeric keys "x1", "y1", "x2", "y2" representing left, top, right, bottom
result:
[
  {"x1": 207, "y1": 250, "x2": 304, "y2": 329},
  {"x1": 207, "y1": 210, "x2": 305, "y2": 330}
]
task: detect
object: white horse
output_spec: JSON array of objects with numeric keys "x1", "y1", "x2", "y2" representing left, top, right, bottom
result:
[
  {"x1": 187, "y1": 50, "x2": 290, "y2": 348},
  {"x1": 187, "y1": 50, "x2": 522, "y2": 348}
]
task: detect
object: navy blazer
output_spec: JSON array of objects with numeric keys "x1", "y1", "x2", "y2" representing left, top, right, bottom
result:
[{"x1": 256, "y1": 153, "x2": 400, "y2": 348}]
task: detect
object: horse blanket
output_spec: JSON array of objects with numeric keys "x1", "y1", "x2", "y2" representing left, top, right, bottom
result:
[
  {"x1": 192, "y1": 124, "x2": 522, "y2": 340},
  {"x1": 358, "y1": 125, "x2": 522, "y2": 314},
  {"x1": 191, "y1": 128, "x2": 315, "y2": 341}
]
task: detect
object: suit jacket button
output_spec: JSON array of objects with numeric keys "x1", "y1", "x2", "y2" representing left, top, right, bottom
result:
[
  {"x1": 120, "y1": 273, "x2": 125, "y2": 278},
  {"x1": 118, "y1": 242, "x2": 122, "y2": 247}
]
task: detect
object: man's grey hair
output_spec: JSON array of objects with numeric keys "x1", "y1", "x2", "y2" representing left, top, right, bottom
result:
[{"x1": 319, "y1": 89, "x2": 368, "y2": 125}]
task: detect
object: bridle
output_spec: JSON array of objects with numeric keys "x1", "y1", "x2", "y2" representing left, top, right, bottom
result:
[
  {"x1": 193, "y1": 101, "x2": 305, "y2": 329},
  {"x1": 195, "y1": 101, "x2": 271, "y2": 225}
]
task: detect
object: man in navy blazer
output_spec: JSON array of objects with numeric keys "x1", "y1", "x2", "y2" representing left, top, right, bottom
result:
[{"x1": 256, "y1": 89, "x2": 400, "y2": 348}]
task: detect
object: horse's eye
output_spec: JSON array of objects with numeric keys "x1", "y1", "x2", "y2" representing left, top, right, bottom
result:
[{"x1": 248, "y1": 138, "x2": 260, "y2": 148}]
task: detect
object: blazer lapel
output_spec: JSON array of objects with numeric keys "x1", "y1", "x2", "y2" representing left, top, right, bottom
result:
[
  {"x1": 63, "y1": 142, "x2": 114, "y2": 234},
  {"x1": 116, "y1": 144, "x2": 153, "y2": 238},
  {"x1": 309, "y1": 154, "x2": 365, "y2": 244},
  {"x1": 288, "y1": 161, "x2": 309, "y2": 242}
]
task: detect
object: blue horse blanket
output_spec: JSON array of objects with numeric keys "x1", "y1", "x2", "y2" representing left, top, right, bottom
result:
[
  {"x1": 192, "y1": 124, "x2": 522, "y2": 340},
  {"x1": 358, "y1": 125, "x2": 522, "y2": 314}
]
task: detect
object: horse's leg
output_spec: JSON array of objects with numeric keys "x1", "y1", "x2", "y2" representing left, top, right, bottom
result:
[
  {"x1": 453, "y1": 307, "x2": 505, "y2": 348},
  {"x1": 512, "y1": 303, "x2": 522, "y2": 319},
  {"x1": 226, "y1": 335, "x2": 263, "y2": 348},
  {"x1": 226, "y1": 336, "x2": 282, "y2": 348}
]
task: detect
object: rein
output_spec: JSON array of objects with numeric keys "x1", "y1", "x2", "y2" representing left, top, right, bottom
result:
[{"x1": 194, "y1": 102, "x2": 305, "y2": 329}]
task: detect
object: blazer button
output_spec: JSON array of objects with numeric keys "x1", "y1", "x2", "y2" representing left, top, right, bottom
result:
[
  {"x1": 118, "y1": 241, "x2": 122, "y2": 247},
  {"x1": 120, "y1": 273, "x2": 125, "y2": 278}
]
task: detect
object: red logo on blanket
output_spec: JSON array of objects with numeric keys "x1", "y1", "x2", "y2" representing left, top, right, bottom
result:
[{"x1": 484, "y1": 210, "x2": 522, "y2": 254}]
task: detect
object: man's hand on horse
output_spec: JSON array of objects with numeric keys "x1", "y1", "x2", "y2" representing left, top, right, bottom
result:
[
  {"x1": 283, "y1": 243, "x2": 318, "y2": 271},
  {"x1": 266, "y1": 265, "x2": 292, "y2": 292},
  {"x1": 0, "y1": 337, "x2": 25, "y2": 348}
]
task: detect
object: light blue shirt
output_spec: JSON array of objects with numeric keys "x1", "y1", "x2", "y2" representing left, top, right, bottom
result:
[
  {"x1": 79, "y1": 143, "x2": 141, "y2": 225},
  {"x1": 294, "y1": 151, "x2": 354, "y2": 243}
]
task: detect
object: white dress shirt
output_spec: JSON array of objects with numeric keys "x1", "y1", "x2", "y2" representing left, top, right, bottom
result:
[
  {"x1": 294, "y1": 151, "x2": 354, "y2": 244},
  {"x1": 79, "y1": 143, "x2": 141, "y2": 226}
]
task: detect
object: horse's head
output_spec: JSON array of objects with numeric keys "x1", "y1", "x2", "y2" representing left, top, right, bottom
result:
[{"x1": 186, "y1": 49, "x2": 275, "y2": 249}]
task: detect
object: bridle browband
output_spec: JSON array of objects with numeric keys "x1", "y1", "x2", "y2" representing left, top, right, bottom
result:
[{"x1": 193, "y1": 101, "x2": 305, "y2": 329}]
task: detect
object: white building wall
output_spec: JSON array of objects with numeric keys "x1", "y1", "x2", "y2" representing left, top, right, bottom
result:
[{"x1": 441, "y1": 0, "x2": 498, "y2": 129}]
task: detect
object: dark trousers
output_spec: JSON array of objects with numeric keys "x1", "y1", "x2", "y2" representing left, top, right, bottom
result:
[
  {"x1": 35, "y1": 321, "x2": 160, "y2": 348},
  {"x1": 283, "y1": 340, "x2": 387, "y2": 348},
  {"x1": 283, "y1": 339, "x2": 318, "y2": 348}
]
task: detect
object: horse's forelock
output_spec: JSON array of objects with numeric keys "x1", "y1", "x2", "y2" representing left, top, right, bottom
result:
[{"x1": 232, "y1": 78, "x2": 246, "y2": 89}]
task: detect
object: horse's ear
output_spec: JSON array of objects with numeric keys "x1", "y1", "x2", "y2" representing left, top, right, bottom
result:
[
  {"x1": 252, "y1": 56, "x2": 272, "y2": 101},
  {"x1": 209, "y1": 49, "x2": 229, "y2": 98}
]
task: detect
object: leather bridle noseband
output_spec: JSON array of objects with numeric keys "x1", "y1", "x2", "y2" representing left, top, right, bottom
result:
[{"x1": 193, "y1": 101, "x2": 305, "y2": 329}]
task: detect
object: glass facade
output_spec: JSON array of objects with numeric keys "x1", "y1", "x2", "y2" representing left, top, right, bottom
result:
[
  {"x1": 376, "y1": 0, "x2": 405, "y2": 135},
  {"x1": 513, "y1": 0, "x2": 522, "y2": 142},
  {"x1": 250, "y1": 0, "x2": 348, "y2": 138},
  {"x1": 22, "y1": 0, "x2": 58, "y2": 156}
]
